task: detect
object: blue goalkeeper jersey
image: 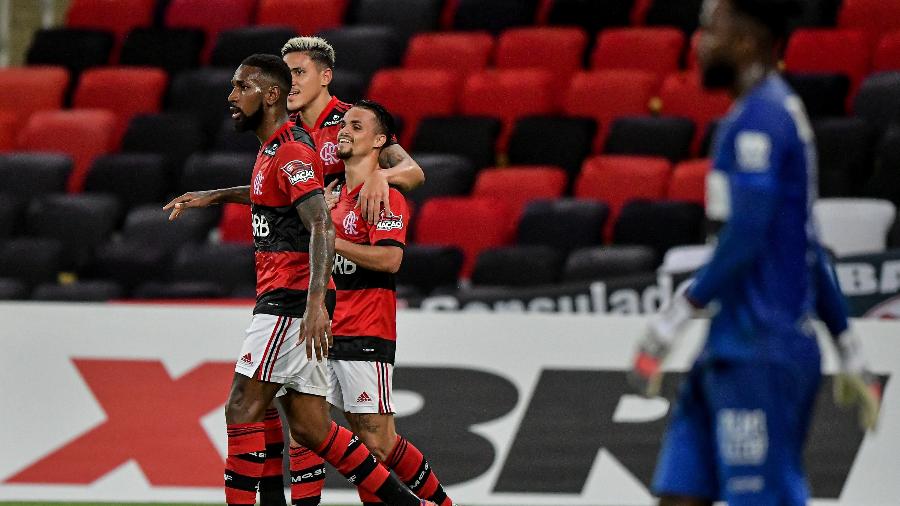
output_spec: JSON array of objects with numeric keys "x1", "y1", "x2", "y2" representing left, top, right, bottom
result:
[{"x1": 687, "y1": 73, "x2": 846, "y2": 364}]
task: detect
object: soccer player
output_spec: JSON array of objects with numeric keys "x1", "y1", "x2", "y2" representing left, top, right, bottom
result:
[
  {"x1": 163, "y1": 54, "x2": 436, "y2": 506},
  {"x1": 627, "y1": 1, "x2": 884, "y2": 505}
]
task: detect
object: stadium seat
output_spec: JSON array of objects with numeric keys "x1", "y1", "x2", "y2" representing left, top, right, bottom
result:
[
  {"x1": 167, "y1": 243, "x2": 255, "y2": 291},
  {"x1": 119, "y1": 28, "x2": 205, "y2": 75},
  {"x1": 84, "y1": 154, "x2": 170, "y2": 210},
  {"x1": 317, "y1": 27, "x2": 404, "y2": 81},
  {"x1": 471, "y1": 245, "x2": 564, "y2": 287},
  {"x1": 177, "y1": 152, "x2": 255, "y2": 195},
  {"x1": 256, "y1": 0, "x2": 349, "y2": 36},
  {"x1": 658, "y1": 72, "x2": 732, "y2": 155},
  {"x1": 517, "y1": 199, "x2": 609, "y2": 252},
  {"x1": 645, "y1": 0, "x2": 704, "y2": 34},
  {"x1": 397, "y1": 245, "x2": 464, "y2": 295},
  {"x1": 507, "y1": 116, "x2": 596, "y2": 178},
  {"x1": 575, "y1": 155, "x2": 672, "y2": 238},
  {"x1": 612, "y1": 200, "x2": 705, "y2": 261},
  {"x1": 0, "y1": 194, "x2": 25, "y2": 238},
  {"x1": 541, "y1": 0, "x2": 634, "y2": 34},
  {"x1": 873, "y1": 31, "x2": 900, "y2": 72},
  {"x1": 853, "y1": 72, "x2": 900, "y2": 136},
  {"x1": 405, "y1": 154, "x2": 477, "y2": 207},
  {"x1": 562, "y1": 245, "x2": 657, "y2": 282},
  {"x1": 17, "y1": 110, "x2": 116, "y2": 193},
  {"x1": 31, "y1": 280, "x2": 124, "y2": 302},
  {"x1": 668, "y1": 159, "x2": 710, "y2": 204},
  {"x1": 0, "y1": 66, "x2": 69, "y2": 126},
  {"x1": 132, "y1": 281, "x2": 230, "y2": 299},
  {"x1": 403, "y1": 32, "x2": 494, "y2": 79},
  {"x1": 0, "y1": 238, "x2": 65, "y2": 287},
  {"x1": 65, "y1": 0, "x2": 155, "y2": 61},
  {"x1": 0, "y1": 112, "x2": 14, "y2": 152},
  {"x1": 496, "y1": 27, "x2": 588, "y2": 78},
  {"x1": 814, "y1": 198, "x2": 896, "y2": 256},
  {"x1": 0, "y1": 278, "x2": 30, "y2": 300},
  {"x1": 211, "y1": 27, "x2": 298, "y2": 68},
  {"x1": 462, "y1": 69, "x2": 556, "y2": 151},
  {"x1": 590, "y1": 28, "x2": 685, "y2": 84},
  {"x1": 814, "y1": 118, "x2": 875, "y2": 197},
  {"x1": 164, "y1": 0, "x2": 256, "y2": 63},
  {"x1": 563, "y1": 70, "x2": 657, "y2": 152},
  {"x1": 784, "y1": 29, "x2": 871, "y2": 105},
  {"x1": 351, "y1": 0, "x2": 443, "y2": 42},
  {"x1": 658, "y1": 243, "x2": 713, "y2": 274},
  {"x1": 864, "y1": 125, "x2": 900, "y2": 206},
  {"x1": 328, "y1": 70, "x2": 369, "y2": 105},
  {"x1": 73, "y1": 67, "x2": 168, "y2": 145},
  {"x1": 686, "y1": 29, "x2": 702, "y2": 71},
  {"x1": 219, "y1": 203, "x2": 253, "y2": 244},
  {"x1": 472, "y1": 166, "x2": 568, "y2": 219},
  {"x1": 412, "y1": 116, "x2": 501, "y2": 169},
  {"x1": 26, "y1": 28, "x2": 114, "y2": 76},
  {"x1": 214, "y1": 118, "x2": 262, "y2": 154},
  {"x1": 604, "y1": 117, "x2": 694, "y2": 163},
  {"x1": 783, "y1": 72, "x2": 850, "y2": 118},
  {"x1": 121, "y1": 113, "x2": 205, "y2": 169},
  {"x1": 167, "y1": 68, "x2": 235, "y2": 140},
  {"x1": 452, "y1": 0, "x2": 540, "y2": 34},
  {"x1": 25, "y1": 194, "x2": 121, "y2": 270},
  {"x1": 367, "y1": 69, "x2": 460, "y2": 147},
  {"x1": 837, "y1": 0, "x2": 900, "y2": 41},
  {"x1": 0, "y1": 153, "x2": 72, "y2": 196},
  {"x1": 414, "y1": 197, "x2": 515, "y2": 277}
]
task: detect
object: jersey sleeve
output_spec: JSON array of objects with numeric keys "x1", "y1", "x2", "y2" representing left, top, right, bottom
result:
[
  {"x1": 274, "y1": 142, "x2": 324, "y2": 205},
  {"x1": 368, "y1": 188, "x2": 409, "y2": 248},
  {"x1": 688, "y1": 98, "x2": 791, "y2": 306},
  {"x1": 813, "y1": 241, "x2": 851, "y2": 336}
]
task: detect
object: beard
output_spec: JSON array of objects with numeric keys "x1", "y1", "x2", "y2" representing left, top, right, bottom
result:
[
  {"x1": 701, "y1": 59, "x2": 737, "y2": 90},
  {"x1": 232, "y1": 103, "x2": 264, "y2": 133}
]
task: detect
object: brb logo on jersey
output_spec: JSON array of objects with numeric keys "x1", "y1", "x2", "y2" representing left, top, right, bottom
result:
[
  {"x1": 376, "y1": 213, "x2": 403, "y2": 231},
  {"x1": 252, "y1": 213, "x2": 270, "y2": 237},
  {"x1": 281, "y1": 160, "x2": 315, "y2": 185},
  {"x1": 343, "y1": 211, "x2": 358, "y2": 235},
  {"x1": 320, "y1": 141, "x2": 338, "y2": 165},
  {"x1": 252, "y1": 171, "x2": 265, "y2": 196}
]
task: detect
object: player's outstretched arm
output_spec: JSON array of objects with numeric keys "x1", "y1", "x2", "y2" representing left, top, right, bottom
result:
[
  {"x1": 335, "y1": 238, "x2": 403, "y2": 273},
  {"x1": 295, "y1": 194, "x2": 335, "y2": 361},
  {"x1": 357, "y1": 143, "x2": 424, "y2": 224},
  {"x1": 163, "y1": 185, "x2": 252, "y2": 221}
]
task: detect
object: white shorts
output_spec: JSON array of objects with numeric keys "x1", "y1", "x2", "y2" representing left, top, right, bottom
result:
[
  {"x1": 234, "y1": 313, "x2": 329, "y2": 397},
  {"x1": 326, "y1": 360, "x2": 395, "y2": 414}
]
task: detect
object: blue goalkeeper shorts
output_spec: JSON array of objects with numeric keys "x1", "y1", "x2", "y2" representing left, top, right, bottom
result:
[{"x1": 652, "y1": 356, "x2": 821, "y2": 505}]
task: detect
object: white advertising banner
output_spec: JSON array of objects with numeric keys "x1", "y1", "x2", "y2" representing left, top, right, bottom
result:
[{"x1": 0, "y1": 302, "x2": 897, "y2": 505}]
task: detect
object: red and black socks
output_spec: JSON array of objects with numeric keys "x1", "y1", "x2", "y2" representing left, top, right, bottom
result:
[
  {"x1": 387, "y1": 436, "x2": 452, "y2": 506},
  {"x1": 259, "y1": 408, "x2": 287, "y2": 506},
  {"x1": 225, "y1": 422, "x2": 266, "y2": 506},
  {"x1": 289, "y1": 444, "x2": 325, "y2": 506}
]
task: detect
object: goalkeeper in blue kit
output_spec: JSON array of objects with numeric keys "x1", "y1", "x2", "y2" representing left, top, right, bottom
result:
[{"x1": 629, "y1": 0, "x2": 884, "y2": 505}]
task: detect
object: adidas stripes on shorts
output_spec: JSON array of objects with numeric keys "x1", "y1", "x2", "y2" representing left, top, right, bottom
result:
[
  {"x1": 234, "y1": 313, "x2": 329, "y2": 397},
  {"x1": 326, "y1": 360, "x2": 395, "y2": 414}
]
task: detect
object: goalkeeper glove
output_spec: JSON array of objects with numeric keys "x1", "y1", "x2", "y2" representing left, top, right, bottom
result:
[
  {"x1": 833, "y1": 330, "x2": 883, "y2": 431},
  {"x1": 629, "y1": 292, "x2": 696, "y2": 397}
]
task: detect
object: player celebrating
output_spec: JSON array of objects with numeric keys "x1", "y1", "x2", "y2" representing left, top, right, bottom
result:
[
  {"x1": 163, "y1": 54, "x2": 436, "y2": 506},
  {"x1": 628, "y1": 1, "x2": 883, "y2": 505}
]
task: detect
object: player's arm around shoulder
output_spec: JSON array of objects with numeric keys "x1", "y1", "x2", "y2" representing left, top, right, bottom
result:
[{"x1": 378, "y1": 142, "x2": 424, "y2": 191}]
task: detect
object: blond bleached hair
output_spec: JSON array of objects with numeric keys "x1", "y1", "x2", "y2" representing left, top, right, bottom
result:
[{"x1": 281, "y1": 36, "x2": 336, "y2": 69}]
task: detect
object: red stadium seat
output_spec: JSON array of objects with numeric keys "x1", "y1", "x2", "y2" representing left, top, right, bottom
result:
[
  {"x1": 668, "y1": 158, "x2": 710, "y2": 205},
  {"x1": 414, "y1": 196, "x2": 515, "y2": 277},
  {"x1": 0, "y1": 66, "x2": 69, "y2": 126},
  {"x1": 461, "y1": 69, "x2": 555, "y2": 151},
  {"x1": 874, "y1": 31, "x2": 900, "y2": 72},
  {"x1": 403, "y1": 32, "x2": 495, "y2": 78},
  {"x1": 66, "y1": 0, "x2": 155, "y2": 61},
  {"x1": 219, "y1": 203, "x2": 253, "y2": 244},
  {"x1": 366, "y1": 69, "x2": 460, "y2": 146},
  {"x1": 686, "y1": 29, "x2": 702, "y2": 70},
  {"x1": 575, "y1": 155, "x2": 671, "y2": 240},
  {"x1": 73, "y1": 67, "x2": 168, "y2": 147},
  {"x1": 838, "y1": 0, "x2": 900, "y2": 41},
  {"x1": 496, "y1": 27, "x2": 588, "y2": 78},
  {"x1": 0, "y1": 112, "x2": 15, "y2": 152},
  {"x1": 18, "y1": 110, "x2": 117, "y2": 193},
  {"x1": 257, "y1": 0, "x2": 348, "y2": 35},
  {"x1": 784, "y1": 29, "x2": 871, "y2": 104},
  {"x1": 165, "y1": 0, "x2": 255, "y2": 63},
  {"x1": 563, "y1": 69, "x2": 657, "y2": 152},
  {"x1": 658, "y1": 72, "x2": 732, "y2": 156},
  {"x1": 590, "y1": 27, "x2": 685, "y2": 85},
  {"x1": 472, "y1": 166, "x2": 567, "y2": 219}
]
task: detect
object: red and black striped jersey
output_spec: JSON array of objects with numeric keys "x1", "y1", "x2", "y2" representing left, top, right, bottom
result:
[
  {"x1": 295, "y1": 96, "x2": 351, "y2": 185},
  {"x1": 251, "y1": 121, "x2": 336, "y2": 318},
  {"x1": 329, "y1": 184, "x2": 409, "y2": 363}
]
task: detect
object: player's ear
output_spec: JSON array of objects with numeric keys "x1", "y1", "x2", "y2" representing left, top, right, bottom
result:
[
  {"x1": 373, "y1": 133, "x2": 387, "y2": 149},
  {"x1": 265, "y1": 84, "x2": 281, "y2": 106},
  {"x1": 320, "y1": 67, "x2": 333, "y2": 87}
]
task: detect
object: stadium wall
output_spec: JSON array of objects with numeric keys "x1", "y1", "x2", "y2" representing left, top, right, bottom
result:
[{"x1": 0, "y1": 303, "x2": 898, "y2": 505}]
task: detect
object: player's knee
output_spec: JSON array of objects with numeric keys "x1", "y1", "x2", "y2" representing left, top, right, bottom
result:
[{"x1": 356, "y1": 431, "x2": 392, "y2": 461}]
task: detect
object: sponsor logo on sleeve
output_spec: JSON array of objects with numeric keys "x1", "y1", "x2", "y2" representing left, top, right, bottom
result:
[
  {"x1": 376, "y1": 213, "x2": 404, "y2": 231},
  {"x1": 280, "y1": 160, "x2": 315, "y2": 185},
  {"x1": 736, "y1": 131, "x2": 771, "y2": 172}
]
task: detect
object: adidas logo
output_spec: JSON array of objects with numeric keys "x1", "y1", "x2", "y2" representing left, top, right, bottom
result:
[
  {"x1": 240, "y1": 353, "x2": 252, "y2": 364},
  {"x1": 356, "y1": 391, "x2": 372, "y2": 403}
]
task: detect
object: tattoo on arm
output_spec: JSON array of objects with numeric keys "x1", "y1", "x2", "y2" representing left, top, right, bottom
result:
[
  {"x1": 221, "y1": 186, "x2": 252, "y2": 205},
  {"x1": 378, "y1": 144, "x2": 406, "y2": 169},
  {"x1": 296, "y1": 195, "x2": 335, "y2": 296}
]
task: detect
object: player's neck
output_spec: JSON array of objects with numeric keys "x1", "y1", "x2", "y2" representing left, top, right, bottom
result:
[
  {"x1": 256, "y1": 111, "x2": 291, "y2": 145},
  {"x1": 343, "y1": 153, "x2": 379, "y2": 192},
  {"x1": 734, "y1": 60, "x2": 774, "y2": 98},
  {"x1": 299, "y1": 91, "x2": 333, "y2": 128}
]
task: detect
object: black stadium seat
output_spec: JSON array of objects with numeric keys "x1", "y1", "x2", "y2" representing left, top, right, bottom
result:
[
  {"x1": 412, "y1": 116, "x2": 501, "y2": 170},
  {"x1": 471, "y1": 245, "x2": 564, "y2": 287},
  {"x1": 604, "y1": 116, "x2": 695, "y2": 163},
  {"x1": 645, "y1": 0, "x2": 704, "y2": 34},
  {"x1": 121, "y1": 113, "x2": 206, "y2": 169},
  {"x1": 864, "y1": 125, "x2": 900, "y2": 206},
  {"x1": 120, "y1": 28, "x2": 205, "y2": 75},
  {"x1": 25, "y1": 194, "x2": 120, "y2": 270},
  {"x1": 453, "y1": 0, "x2": 540, "y2": 34},
  {"x1": 612, "y1": 200, "x2": 705, "y2": 262},
  {"x1": 214, "y1": 118, "x2": 262, "y2": 154},
  {"x1": 31, "y1": 280, "x2": 124, "y2": 302},
  {"x1": 167, "y1": 243, "x2": 255, "y2": 292},
  {"x1": 167, "y1": 68, "x2": 235, "y2": 140},
  {"x1": 177, "y1": 152, "x2": 255, "y2": 195},
  {"x1": 397, "y1": 245, "x2": 463, "y2": 295},
  {"x1": 562, "y1": 245, "x2": 657, "y2": 282},
  {"x1": 508, "y1": 116, "x2": 597, "y2": 179},
  {"x1": 0, "y1": 278, "x2": 30, "y2": 300},
  {"x1": 546, "y1": 0, "x2": 634, "y2": 34},
  {"x1": 132, "y1": 281, "x2": 229, "y2": 299},
  {"x1": 0, "y1": 238, "x2": 64, "y2": 286},
  {"x1": 350, "y1": 0, "x2": 443, "y2": 42},
  {"x1": 784, "y1": 72, "x2": 849, "y2": 118},
  {"x1": 210, "y1": 26, "x2": 298, "y2": 68},
  {"x1": 0, "y1": 195, "x2": 26, "y2": 238},
  {"x1": 853, "y1": 72, "x2": 900, "y2": 136},
  {"x1": 317, "y1": 26, "x2": 404, "y2": 81},
  {"x1": 27, "y1": 28, "x2": 113, "y2": 76},
  {"x1": 328, "y1": 70, "x2": 369, "y2": 104},
  {"x1": 814, "y1": 118, "x2": 874, "y2": 197},
  {"x1": 517, "y1": 199, "x2": 609, "y2": 253},
  {"x1": 84, "y1": 154, "x2": 170, "y2": 210},
  {"x1": 0, "y1": 153, "x2": 72, "y2": 196},
  {"x1": 406, "y1": 154, "x2": 476, "y2": 206}
]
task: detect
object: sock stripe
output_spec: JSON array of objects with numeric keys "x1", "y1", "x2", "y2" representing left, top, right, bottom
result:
[
  {"x1": 407, "y1": 460, "x2": 432, "y2": 493},
  {"x1": 235, "y1": 451, "x2": 267, "y2": 464},
  {"x1": 387, "y1": 436, "x2": 408, "y2": 468},
  {"x1": 290, "y1": 466, "x2": 326, "y2": 483},
  {"x1": 345, "y1": 453, "x2": 379, "y2": 486},
  {"x1": 264, "y1": 407, "x2": 281, "y2": 420},
  {"x1": 292, "y1": 498, "x2": 322, "y2": 506},
  {"x1": 225, "y1": 470, "x2": 262, "y2": 492}
]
